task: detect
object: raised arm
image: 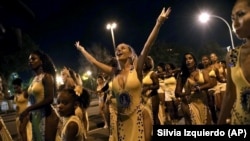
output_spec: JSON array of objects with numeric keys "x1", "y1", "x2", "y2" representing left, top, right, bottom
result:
[
  {"x1": 140, "y1": 7, "x2": 171, "y2": 58},
  {"x1": 75, "y1": 41, "x2": 113, "y2": 75},
  {"x1": 137, "y1": 7, "x2": 171, "y2": 78}
]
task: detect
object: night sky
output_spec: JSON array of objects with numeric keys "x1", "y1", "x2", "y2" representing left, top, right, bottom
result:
[{"x1": 2, "y1": 0, "x2": 240, "y2": 79}]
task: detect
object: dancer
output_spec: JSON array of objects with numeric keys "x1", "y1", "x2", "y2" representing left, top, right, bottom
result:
[
  {"x1": 5, "y1": 78, "x2": 32, "y2": 141},
  {"x1": 175, "y1": 52, "x2": 213, "y2": 125},
  {"x1": 218, "y1": 0, "x2": 250, "y2": 124},
  {"x1": 75, "y1": 7, "x2": 171, "y2": 141},
  {"x1": 19, "y1": 50, "x2": 59, "y2": 141},
  {"x1": 96, "y1": 75, "x2": 109, "y2": 128}
]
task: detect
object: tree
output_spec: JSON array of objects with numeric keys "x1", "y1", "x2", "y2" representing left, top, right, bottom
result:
[
  {"x1": 149, "y1": 40, "x2": 228, "y2": 68},
  {"x1": 149, "y1": 41, "x2": 192, "y2": 68},
  {"x1": 0, "y1": 33, "x2": 38, "y2": 81},
  {"x1": 77, "y1": 43, "x2": 113, "y2": 90}
]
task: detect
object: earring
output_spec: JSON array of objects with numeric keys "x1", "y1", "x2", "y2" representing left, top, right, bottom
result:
[
  {"x1": 229, "y1": 49, "x2": 238, "y2": 67},
  {"x1": 129, "y1": 56, "x2": 134, "y2": 70}
]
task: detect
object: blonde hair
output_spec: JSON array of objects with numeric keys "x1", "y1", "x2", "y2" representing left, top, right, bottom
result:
[{"x1": 61, "y1": 67, "x2": 82, "y2": 88}]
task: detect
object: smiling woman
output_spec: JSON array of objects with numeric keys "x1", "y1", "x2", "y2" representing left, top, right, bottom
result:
[{"x1": 74, "y1": 7, "x2": 171, "y2": 141}]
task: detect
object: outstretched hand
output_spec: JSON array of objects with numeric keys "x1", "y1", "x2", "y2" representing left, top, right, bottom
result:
[
  {"x1": 157, "y1": 7, "x2": 171, "y2": 24},
  {"x1": 74, "y1": 41, "x2": 83, "y2": 51}
]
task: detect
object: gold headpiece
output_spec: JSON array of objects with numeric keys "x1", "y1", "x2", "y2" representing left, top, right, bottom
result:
[{"x1": 74, "y1": 85, "x2": 83, "y2": 97}]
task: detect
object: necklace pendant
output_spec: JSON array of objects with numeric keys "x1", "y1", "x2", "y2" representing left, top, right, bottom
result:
[{"x1": 118, "y1": 91, "x2": 131, "y2": 108}]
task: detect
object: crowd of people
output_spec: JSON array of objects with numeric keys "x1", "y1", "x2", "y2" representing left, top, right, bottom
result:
[{"x1": 0, "y1": 0, "x2": 249, "y2": 140}]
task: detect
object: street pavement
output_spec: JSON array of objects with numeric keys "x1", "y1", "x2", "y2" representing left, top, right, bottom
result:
[
  {"x1": 0, "y1": 98, "x2": 110, "y2": 141},
  {"x1": 1, "y1": 98, "x2": 184, "y2": 141},
  {"x1": 86, "y1": 98, "x2": 110, "y2": 141},
  {"x1": 85, "y1": 98, "x2": 185, "y2": 141},
  {"x1": 87, "y1": 128, "x2": 109, "y2": 141}
]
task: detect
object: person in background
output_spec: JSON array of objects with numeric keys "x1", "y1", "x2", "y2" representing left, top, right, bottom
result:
[
  {"x1": 5, "y1": 78, "x2": 32, "y2": 141},
  {"x1": 19, "y1": 50, "x2": 59, "y2": 141},
  {"x1": 74, "y1": 7, "x2": 171, "y2": 141},
  {"x1": 175, "y1": 52, "x2": 213, "y2": 125},
  {"x1": 142, "y1": 56, "x2": 159, "y2": 126},
  {"x1": 163, "y1": 63, "x2": 179, "y2": 124},
  {"x1": 218, "y1": 0, "x2": 250, "y2": 124},
  {"x1": 209, "y1": 53, "x2": 227, "y2": 119},
  {"x1": 96, "y1": 75, "x2": 109, "y2": 129},
  {"x1": 219, "y1": 60, "x2": 227, "y2": 77},
  {"x1": 155, "y1": 62, "x2": 166, "y2": 125},
  {"x1": 0, "y1": 74, "x2": 14, "y2": 112},
  {"x1": 0, "y1": 74, "x2": 13, "y2": 141},
  {"x1": 201, "y1": 55, "x2": 218, "y2": 124}
]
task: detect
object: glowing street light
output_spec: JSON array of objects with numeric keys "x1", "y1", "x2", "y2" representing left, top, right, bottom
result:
[
  {"x1": 106, "y1": 22, "x2": 121, "y2": 70},
  {"x1": 106, "y1": 22, "x2": 117, "y2": 50},
  {"x1": 86, "y1": 70, "x2": 92, "y2": 76},
  {"x1": 56, "y1": 75, "x2": 63, "y2": 86},
  {"x1": 82, "y1": 70, "x2": 92, "y2": 80},
  {"x1": 199, "y1": 12, "x2": 235, "y2": 49}
]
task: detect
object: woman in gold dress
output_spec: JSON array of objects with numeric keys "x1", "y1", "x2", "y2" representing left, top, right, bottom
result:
[
  {"x1": 74, "y1": 7, "x2": 171, "y2": 141},
  {"x1": 19, "y1": 50, "x2": 59, "y2": 141},
  {"x1": 175, "y1": 52, "x2": 213, "y2": 125},
  {"x1": 218, "y1": 0, "x2": 250, "y2": 124}
]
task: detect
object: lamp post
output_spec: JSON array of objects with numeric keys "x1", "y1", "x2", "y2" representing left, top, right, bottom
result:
[
  {"x1": 199, "y1": 12, "x2": 235, "y2": 49},
  {"x1": 106, "y1": 22, "x2": 121, "y2": 70},
  {"x1": 106, "y1": 22, "x2": 117, "y2": 51}
]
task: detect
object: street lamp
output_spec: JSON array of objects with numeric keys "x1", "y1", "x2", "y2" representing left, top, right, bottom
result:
[
  {"x1": 199, "y1": 12, "x2": 235, "y2": 49},
  {"x1": 56, "y1": 74, "x2": 63, "y2": 86},
  {"x1": 86, "y1": 70, "x2": 92, "y2": 76},
  {"x1": 82, "y1": 70, "x2": 92, "y2": 80},
  {"x1": 106, "y1": 22, "x2": 121, "y2": 70},
  {"x1": 106, "y1": 22, "x2": 117, "y2": 50}
]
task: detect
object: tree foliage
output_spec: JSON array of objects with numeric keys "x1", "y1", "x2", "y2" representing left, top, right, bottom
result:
[
  {"x1": 0, "y1": 33, "x2": 38, "y2": 81},
  {"x1": 78, "y1": 43, "x2": 113, "y2": 74},
  {"x1": 0, "y1": 34, "x2": 38, "y2": 79},
  {"x1": 149, "y1": 40, "x2": 228, "y2": 68},
  {"x1": 77, "y1": 43, "x2": 113, "y2": 89}
]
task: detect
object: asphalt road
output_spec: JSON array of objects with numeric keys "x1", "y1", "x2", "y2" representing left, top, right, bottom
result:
[
  {"x1": 1, "y1": 98, "x2": 185, "y2": 141},
  {"x1": 86, "y1": 98, "x2": 110, "y2": 141},
  {"x1": 1, "y1": 98, "x2": 110, "y2": 141}
]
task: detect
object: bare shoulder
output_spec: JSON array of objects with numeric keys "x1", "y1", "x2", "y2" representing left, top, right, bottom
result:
[
  {"x1": 42, "y1": 73, "x2": 54, "y2": 82},
  {"x1": 65, "y1": 121, "x2": 78, "y2": 138}
]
